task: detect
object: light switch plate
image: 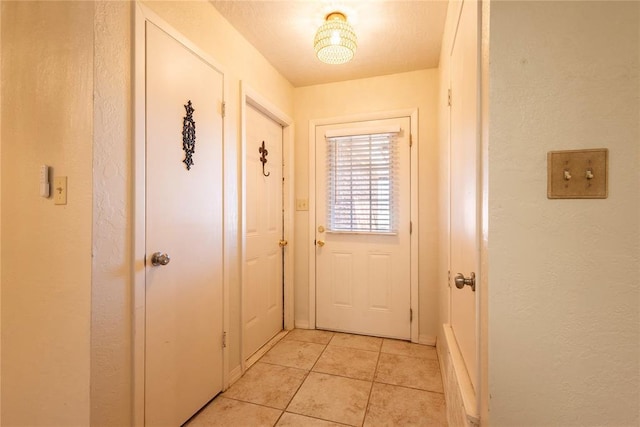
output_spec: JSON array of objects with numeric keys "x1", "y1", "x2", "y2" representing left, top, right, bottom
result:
[
  {"x1": 296, "y1": 198, "x2": 309, "y2": 211},
  {"x1": 54, "y1": 176, "x2": 67, "y2": 205},
  {"x1": 547, "y1": 148, "x2": 608, "y2": 199}
]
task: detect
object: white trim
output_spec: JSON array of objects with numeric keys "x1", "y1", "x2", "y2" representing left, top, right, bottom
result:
[
  {"x1": 324, "y1": 125, "x2": 401, "y2": 138},
  {"x1": 419, "y1": 335, "x2": 437, "y2": 346},
  {"x1": 443, "y1": 324, "x2": 479, "y2": 424},
  {"x1": 308, "y1": 109, "x2": 420, "y2": 342},
  {"x1": 409, "y1": 109, "x2": 420, "y2": 343},
  {"x1": 244, "y1": 330, "x2": 288, "y2": 371},
  {"x1": 239, "y1": 82, "x2": 295, "y2": 373},
  {"x1": 133, "y1": 3, "x2": 227, "y2": 424},
  {"x1": 227, "y1": 366, "x2": 243, "y2": 388},
  {"x1": 294, "y1": 320, "x2": 310, "y2": 329}
]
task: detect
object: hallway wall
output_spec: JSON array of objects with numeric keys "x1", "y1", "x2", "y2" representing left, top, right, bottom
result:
[
  {"x1": 292, "y1": 70, "x2": 440, "y2": 341},
  {"x1": 486, "y1": 1, "x2": 639, "y2": 424},
  {"x1": 1, "y1": 2, "x2": 94, "y2": 425}
]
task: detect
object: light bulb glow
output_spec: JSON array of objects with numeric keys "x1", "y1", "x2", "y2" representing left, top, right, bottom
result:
[{"x1": 313, "y1": 12, "x2": 357, "y2": 64}]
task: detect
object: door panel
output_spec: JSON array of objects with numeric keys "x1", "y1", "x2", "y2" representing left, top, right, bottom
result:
[
  {"x1": 145, "y1": 22, "x2": 224, "y2": 426},
  {"x1": 315, "y1": 117, "x2": 411, "y2": 339},
  {"x1": 243, "y1": 104, "x2": 284, "y2": 359},
  {"x1": 450, "y1": 0, "x2": 479, "y2": 391}
]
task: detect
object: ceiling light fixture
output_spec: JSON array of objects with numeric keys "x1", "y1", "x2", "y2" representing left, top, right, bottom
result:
[{"x1": 314, "y1": 11, "x2": 357, "y2": 65}]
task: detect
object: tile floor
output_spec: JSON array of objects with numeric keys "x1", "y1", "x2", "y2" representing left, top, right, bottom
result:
[{"x1": 186, "y1": 329, "x2": 447, "y2": 427}]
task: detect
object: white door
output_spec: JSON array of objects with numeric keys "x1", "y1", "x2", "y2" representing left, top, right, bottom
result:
[
  {"x1": 315, "y1": 117, "x2": 411, "y2": 339},
  {"x1": 450, "y1": 0, "x2": 479, "y2": 391},
  {"x1": 243, "y1": 104, "x2": 284, "y2": 359},
  {"x1": 145, "y1": 22, "x2": 224, "y2": 426}
]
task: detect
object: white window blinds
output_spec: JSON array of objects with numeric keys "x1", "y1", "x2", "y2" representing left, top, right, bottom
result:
[{"x1": 326, "y1": 132, "x2": 399, "y2": 234}]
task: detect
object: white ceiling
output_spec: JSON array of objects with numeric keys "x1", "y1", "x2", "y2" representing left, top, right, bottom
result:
[{"x1": 211, "y1": 0, "x2": 448, "y2": 87}]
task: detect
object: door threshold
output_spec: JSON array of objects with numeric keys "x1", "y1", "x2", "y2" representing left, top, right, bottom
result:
[{"x1": 244, "y1": 330, "x2": 289, "y2": 370}]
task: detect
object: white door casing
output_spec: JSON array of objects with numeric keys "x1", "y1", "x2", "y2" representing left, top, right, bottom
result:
[
  {"x1": 141, "y1": 18, "x2": 224, "y2": 426},
  {"x1": 243, "y1": 104, "x2": 284, "y2": 359},
  {"x1": 450, "y1": 0, "x2": 480, "y2": 394},
  {"x1": 314, "y1": 117, "x2": 412, "y2": 339}
]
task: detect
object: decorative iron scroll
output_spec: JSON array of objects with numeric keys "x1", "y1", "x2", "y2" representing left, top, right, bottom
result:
[
  {"x1": 259, "y1": 140, "x2": 270, "y2": 177},
  {"x1": 182, "y1": 100, "x2": 196, "y2": 170}
]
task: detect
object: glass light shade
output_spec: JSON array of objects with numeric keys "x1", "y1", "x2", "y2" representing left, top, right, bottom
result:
[{"x1": 314, "y1": 12, "x2": 357, "y2": 65}]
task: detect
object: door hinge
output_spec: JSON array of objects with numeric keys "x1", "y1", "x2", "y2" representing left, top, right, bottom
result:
[
  {"x1": 410, "y1": 221, "x2": 413, "y2": 234},
  {"x1": 448, "y1": 270, "x2": 451, "y2": 288},
  {"x1": 448, "y1": 88, "x2": 452, "y2": 106},
  {"x1": 409, "y1": 134, "x2": 413, "y2": 147},
  {"x1": 221, "y1": 101, "x2": 226, "y2": 118},
  {"x1": 222, "y1": 331, "x2": 227, "y2": 348},
  {"x1": 410, "y1": 308, "x2": 413, "y2": 322}
]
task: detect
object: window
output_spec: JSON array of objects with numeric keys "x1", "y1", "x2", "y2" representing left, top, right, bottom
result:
[{"x1": 326, "y1": 132, "x2": 398, "y2": 233}]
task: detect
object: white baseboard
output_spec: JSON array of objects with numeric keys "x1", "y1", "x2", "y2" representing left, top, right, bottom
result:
[
  {"x1": 244, "y1": 330, "x2": 288, "y2": 370},
  {"x1": 294, "y1": 320, "x2": 309, "y2": 329},
  {"x1": 419, "y1": 334, "x2": 437, "y2": 346},
  {"x1": 228, "y1": 365, "x2": 243, "y2": 387},
  {"x1": 440, "y1": 324, "x2": 479, "y2": 426}
]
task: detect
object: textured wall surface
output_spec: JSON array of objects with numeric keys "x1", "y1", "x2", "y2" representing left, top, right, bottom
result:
[
  {"x1": 1, "y1": 2, "x2": 93, "y2": 424},
  {"x1": 292, "y1": 69, "x2": 440, "y2": 341},
  {"x1": 91, "y1": 2, "x2": 132, "y2": 425},
  {"x1": 488, "y1": 1, "x2": 639, "y2": 425}
]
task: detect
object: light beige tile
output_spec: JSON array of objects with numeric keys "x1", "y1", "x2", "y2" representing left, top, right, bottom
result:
[
  {"x1": 381, "y1": 339, "x2": 438, "y2": 360},
  {"x1": 223, "y1": 362, "x2": 307, "y2": 409},
  {"x1": 329, "y1": 333, "x2": 383, "y2": 352},
  {"x1": 284, "y1": 329, "x2": 335, "y2": 345},
  {"x1": 186, "y1": 397, "x2": 281, "y2": 427},
  {"x1": 276, "y1": 412, "x2": 348, "y2": 427},
  {"x1": 364, "y1": 383, "x2": 446, "y2": 427},
  {"x1": 260, "y1": 339, "x2": 326, "y2": 370},
  {"x1": 312, "y1": 345, "x2": 378, "y2": 381},
  {"x1": 287, "y1": 372, "x2": 372, "y2": 426},
  {"x1": 375, "y1": 353, "x2": 444, "y2": 393}
]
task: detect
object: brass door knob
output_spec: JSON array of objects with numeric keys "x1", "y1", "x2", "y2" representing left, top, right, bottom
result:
[
  {"x1": 279, "y1": 240, "x2": 288, "y2": 247},
  {"x1": 317, "y1": 240, "x2": 325, "y2": 247},
  {"x1": 150, "y1": 252, "x2": 171, "y2": 266},
  {"x1": 454, "y1": 272, "x2": 476, "y2": 292}
]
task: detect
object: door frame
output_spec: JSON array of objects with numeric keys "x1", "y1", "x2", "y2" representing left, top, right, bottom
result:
[
  {"x1": 308, "y1": 109, "x2": 419, "y2": 342},
  {"x1": 133, "y1": 3, "x2": 228, "y2": 425},
  {"x1": 239, "y1": 82, "x2": 295, "y2": 372}
]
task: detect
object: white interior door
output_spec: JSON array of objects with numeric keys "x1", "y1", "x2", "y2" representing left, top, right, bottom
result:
[
  {"x1": 243, "y1": 104, "x2": 284, "y2": 359},
  {"x1": 450, "y1": 0, "x2": 479, "y2": 392},
  {"x1": 315, "y1": 117, "x2": 411, "y2": 339},
  {"x1": 145, "y1": 22, "x2": 224, "y2": 426}
]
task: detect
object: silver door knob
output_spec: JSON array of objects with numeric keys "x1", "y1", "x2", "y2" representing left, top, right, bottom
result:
[
  {"x1": 454, "y1": 272, "x2": 476, "y2": 292},
  {"x1": 151, "y1": 252, "x2": 171, "y2": 266}
]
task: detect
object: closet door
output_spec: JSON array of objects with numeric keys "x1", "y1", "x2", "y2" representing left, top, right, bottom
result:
[{"x1": 145, "y1": 21, "x2": 224, "y2": 426}]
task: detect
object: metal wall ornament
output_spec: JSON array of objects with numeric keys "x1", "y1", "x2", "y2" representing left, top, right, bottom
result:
[
  {"x1": 182, "y1": 100, "x2": 196, "y2": 170},
  {"x1": 259, "y1": 140, "x2": 270, "y2": 177}
]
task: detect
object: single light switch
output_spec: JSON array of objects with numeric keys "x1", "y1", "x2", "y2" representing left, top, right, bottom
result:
[
  {"x1": 54, "y1": 176, "x2": 67, "y2": 205},
  {"x1": 296, "y1": 198, "x2": 309, "y2": 211},
  {"x1": 547, "y1": 149, "x2": 608, "y2": 199}
]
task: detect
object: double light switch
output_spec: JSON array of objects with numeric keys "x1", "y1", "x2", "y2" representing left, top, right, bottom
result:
[{"x1": 547, "y1": 148, "x2": 608, "y2": 199}]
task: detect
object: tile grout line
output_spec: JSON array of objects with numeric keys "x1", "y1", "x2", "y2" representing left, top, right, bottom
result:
[
  {"x1": 359, "y1": 343, "x2": 384, "y2": 427},
  {"x1": 278, "y1": 332, "x2": 334, "y2": 425}
]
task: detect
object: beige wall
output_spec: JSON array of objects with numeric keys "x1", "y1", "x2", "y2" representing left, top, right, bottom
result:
[
  {"x1": 1, "y1": 2, "x2": 94, "y2": 425},
  {"x1": 91, "y1": 2, "x2": 132, "y2": 425},
  {"x1": 292, "y1": 70, "x2": 440, "y2": 341},
  {"x1": 487, "y1": 1, "x2": 639, "y2": 424}
]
